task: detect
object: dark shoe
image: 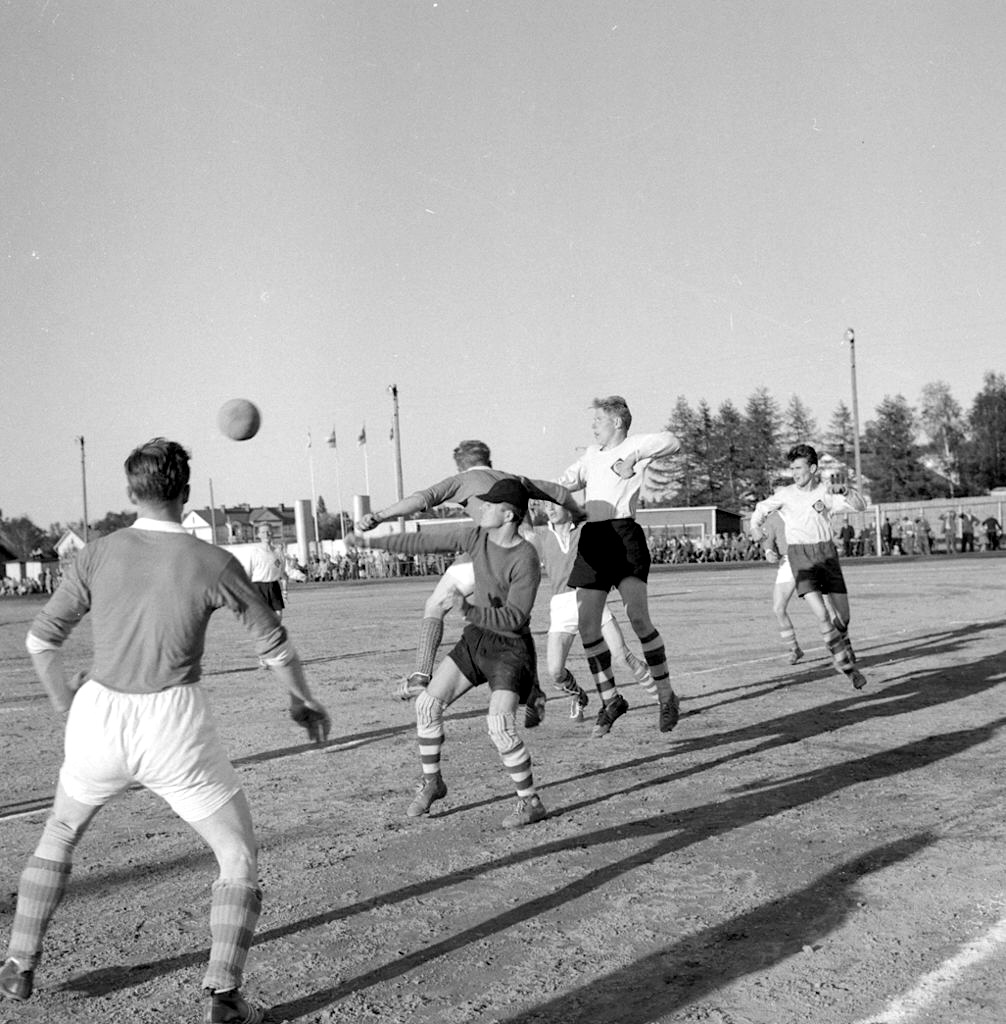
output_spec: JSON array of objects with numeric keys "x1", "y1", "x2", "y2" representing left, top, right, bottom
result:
[
  {"x1": 788, "y1": 645, "x2": 804, "y2": 665},
  {"x1": 0, "y1": 958, "x2": 33, "y2": 1002},
  {"x1": 524, "y1": 684, "x2": 547, "y2": 728},
  {"x1": 592, "y1": 694, "x2": 629, "y2": 737},
  {"x1": 206, "y1": 989, "x2": 264, "y2": 1024},
  {"x1": 848, "y1": 668, "x2": 868, "y2": 690},
  {"x1": 501, "y1": 794, "x2": 547, "y2": 828},
  {"x1": 406, "y1": 774, "x2": 447, "y2": 817},
  {"x1": 658, "y1": 691, "x2": 680, "y2": 733}
]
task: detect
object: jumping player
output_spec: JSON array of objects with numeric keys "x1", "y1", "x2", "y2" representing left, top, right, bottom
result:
[
  {"x1": 0, "y1": 439, "x2": 330, "y2": 1024},
  {"x1": 349, "y1": 477, "x2": 553, "y2": 828},
  {"x1": 556, "y1": 396, "x2": 682, "y2": 737},
  {"x1": 355, "y1": 439, "x2": 583, "y2": 725},
  {"x1": 530, "y1": 501, "x2": 660, "y2": 722},
  {"x1": 750, "y1": 443, "x2": 867, "y2": 689}
]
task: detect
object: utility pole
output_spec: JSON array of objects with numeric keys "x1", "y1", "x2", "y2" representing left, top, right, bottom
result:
[
  {"x1": 75, "y1": 436, "x2": 89, "y2": 542},
  {"x1": 387, "y1": 384, "x2": 405, "y2": 531}
]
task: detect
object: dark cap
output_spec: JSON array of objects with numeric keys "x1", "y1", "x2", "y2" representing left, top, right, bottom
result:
[{"x1": 476, "y1": 477, "x2": 530, "y2": 511}]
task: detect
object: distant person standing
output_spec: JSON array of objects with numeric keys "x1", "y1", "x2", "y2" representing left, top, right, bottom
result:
[
  {"x1": 960, "y1": 512, "x2": 976, "y2": 553},
  {"x1": 982, "y1": 515, "x2": 1001, "y2": 551},
  {"x1": 248, "y1": 523, "x2": 288, "y2": 620},
  {"x1": 942, "y1": 511, "x2": 957, "y2": 554}
]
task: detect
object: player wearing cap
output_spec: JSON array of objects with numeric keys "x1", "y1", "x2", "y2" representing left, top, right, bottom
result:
[
  {"x1": 355, "y1": 439, "x2": 583, "y2": 727},
  {"x1": 349, "y1": 477, "x2": 554, "y2": 828},
  {"x1": 556, "y1": 396, "x2": 682, "y2": 738},
  {"x1": 0, "y1": 438, "x2": 330, "y2": 1024}
]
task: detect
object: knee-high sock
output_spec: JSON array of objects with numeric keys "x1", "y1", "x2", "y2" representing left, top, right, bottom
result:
[
  {"x1": 780, "y1": 626, "x2": 800, "y2": 652},
  {"x1": 201, "y1": 880, "x2": 262, "y2": 993},
  {"x1": 415, "y1": 690, "x2": 446, "y2": 777},
  {"x1": 487, "y1": 714, "x2": 535, "y2": 798},
  {"x1": 583, "y1": 635, "x2": 618, "y2": 704},
  {"x1": 6, "y1": 856, "x2": 72, "y2": 970},
  {"x1": 639, "y1": 629, "x2": 673, "y2": 703},
  {"x1": 414, "y1": 616, "x2": 443, "y2": 679},
  {"x1": 819, "y1": 621, "x2": 854, "y2": 673},
  {"x1": 623, "y1": 649, "x2": 659, "y2": 700}
]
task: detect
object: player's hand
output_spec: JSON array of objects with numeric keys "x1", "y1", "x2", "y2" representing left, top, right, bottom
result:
[
  {"x1": 342, "y1": 532, "x2": 361, "y2": 551},
  {"x1": 764, "y1": 549, "x2": 779, "y2": 564},
  {"x1": 611, "y1": 458, "x2": 637, "y2": 479},
  {"x1": 749, "y1": 527, "x2": 764, "y2": 542},
  {"x1": 290, "y1": 697, "x2": 331, "y2": 745},
  {"x1": 356, "y1": 512, "x2": 380, "y2": 532}
]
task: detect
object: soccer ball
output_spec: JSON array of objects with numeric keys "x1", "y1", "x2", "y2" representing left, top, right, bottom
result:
[{"x1": 218, "y1": 399, "x2": 261, "y2": 441}]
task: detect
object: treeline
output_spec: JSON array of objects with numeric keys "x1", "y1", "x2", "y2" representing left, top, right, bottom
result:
[
  {"x1": 643, "y1": 372, "x2": 1006, "y2": 511},
  {"x1": 3, "y1": 373, "x2": 1005, "y2": 552}
]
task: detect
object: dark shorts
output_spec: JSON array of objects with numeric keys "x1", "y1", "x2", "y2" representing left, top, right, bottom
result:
[
  {"x1": 787, "y1": 541, "x2": 847, "y2": 598},
  {"x1": 253, "y1": 580, "x2": 285, "y2": 611},
  {"x1": 567, "y1": 519, "x2": 650, "y2": 592},
  {"x1": 448, "y1": 625, "x2": 537, "y2": 705}
]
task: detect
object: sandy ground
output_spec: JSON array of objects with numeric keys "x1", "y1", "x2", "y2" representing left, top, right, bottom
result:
[{"x1": 2, "y1": 554, "x2": 1005, "y2": 1024}]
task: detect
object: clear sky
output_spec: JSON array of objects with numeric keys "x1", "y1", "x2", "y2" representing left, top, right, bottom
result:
[{"x1": 4, "y1": 1, "x2": 1004, "y2": 526}]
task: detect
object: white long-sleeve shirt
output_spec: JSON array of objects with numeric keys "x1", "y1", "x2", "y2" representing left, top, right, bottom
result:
[
  {"x1": 751, "y1": 483, "x2": 864, "y2": 545},
  {"x1": 557, "y1": 431, "x2": 680, "y2": 521}
]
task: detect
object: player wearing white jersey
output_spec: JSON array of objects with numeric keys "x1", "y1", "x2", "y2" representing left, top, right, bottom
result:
[
  {"x1": 556, "y1": 396, "x2": 681, "y2": 738},
  {"x1": 750, "y1": 444, "x2": 867, "y2": 689}
]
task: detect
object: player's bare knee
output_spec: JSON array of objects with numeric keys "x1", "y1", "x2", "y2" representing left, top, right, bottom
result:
[
  {"x1": 415, "y1": 688, "x2": 446, "y2": 729},
  {"x1": 486, "y1": 713, "x2": 520, "y2": 755}
]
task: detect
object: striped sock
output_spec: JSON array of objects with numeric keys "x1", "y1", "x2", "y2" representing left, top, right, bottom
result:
[
  {"x1": 7, "y1": 856, "x2": 71, "y2": 970},
  {"x1": 583, "y1": 636, "x2": 618, "y2": 704},
  {"x1": 639, "y1": 629, "x2": 673, "y2": 704},
  {"x1": 415, "y1": 617, "x2": 444, "y2": 679},
  {"x1": 820, "y1": 622, "x2": 854, "y2": 673},
  {"x1": 201, "y1": 881, "x2": 262, "y2": 993},
  {"x1": 624, "y1": 650, "x2": 659, "y2": 700},
  {"x1": 415, "y1": 691, "x2": 446, "y2": 777},
  {"x1": 499, "y1": 741, "x2": 536, "y2": 798}
]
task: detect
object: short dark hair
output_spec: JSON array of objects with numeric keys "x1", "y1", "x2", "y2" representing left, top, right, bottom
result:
[
  {"x1": 453, "y1": 439, "x2": 492, "y2": 470},
  {"x1": 125, "y1": 438, "x2": 191, "y2": 503},
  {"x1": 786, "y1": 443, "x2": 819, "y2": 467},
  {"x1": 592, "y1": 395, "x2": 632, "y2": 431}
]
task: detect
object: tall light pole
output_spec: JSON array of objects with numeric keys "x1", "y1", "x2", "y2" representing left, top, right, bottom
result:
[
  {"x1": 387, "y1": 384, "x2": 405, "y2": 531},
  {"x1": 845, "y1": 328, "x2": 862, "y2": 488},
  {"x1": 75, "y1": 436, "x2": 89, "y2": 542}
]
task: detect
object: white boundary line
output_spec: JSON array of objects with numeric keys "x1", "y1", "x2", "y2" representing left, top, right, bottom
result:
[{"x1": 851, "y1": 913, "x2": 1006, "y2": 1024}]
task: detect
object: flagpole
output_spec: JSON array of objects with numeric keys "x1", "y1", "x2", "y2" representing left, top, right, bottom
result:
[
  {"x1": 307, "y1": 431, "x2": 322, "y2": 560},
  {"x1": 387, "y1": 384, "x2": 404, "y2": 532},
  {"x1": 326, "y1": 427, "x2": 346, "y2": 538},
  {"x1": 359, "y1": 423, "x2": 371, "y2": 495}
]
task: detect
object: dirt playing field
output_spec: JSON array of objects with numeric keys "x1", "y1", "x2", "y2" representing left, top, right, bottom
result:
[{"x1": 2, "y1": 554, "x2": 1005, "y2": 1024}]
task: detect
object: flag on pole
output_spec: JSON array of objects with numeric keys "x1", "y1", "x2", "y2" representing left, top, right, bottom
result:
[
  {"x1": 306, "y1": 429, "x2": 312, "y2": 450},
  {"x1": 326, "y1": 427, "x2": 337, "y2": 448},
  {"x1": 389, "y1": 419, "x2": 395, "y2": 442},
  {"x1": 358, "y1": 424, "x2": 367, "y2": 446}
]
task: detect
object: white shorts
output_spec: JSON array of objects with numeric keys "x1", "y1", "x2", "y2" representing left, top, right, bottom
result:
[
  {"x1": 443, "y1": 559, "x2": 476, "y2": 596},
  {"x1": 60, "y1": 680, "x2": 241, "y2": 822},
  {"x1": 774, "y1": 557, "x2": 794, "y2": 587},
  {"x1": 548, "y1": 591, "x2": 615, "y2": 635}
]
